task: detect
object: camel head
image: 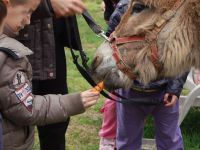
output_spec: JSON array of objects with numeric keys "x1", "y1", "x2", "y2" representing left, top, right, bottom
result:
[{"x1": 91, "y1": 0, "x2": 200, "y2": 90}]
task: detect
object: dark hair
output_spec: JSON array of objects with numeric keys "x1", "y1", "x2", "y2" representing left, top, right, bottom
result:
[{"x1": 0, "y1": 0, "x2": 7, "y2": 24}]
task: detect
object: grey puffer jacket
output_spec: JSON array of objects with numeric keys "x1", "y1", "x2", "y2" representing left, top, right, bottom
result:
[{"x1": 0, "y1": 34, "x2": 85, "y2": 150}]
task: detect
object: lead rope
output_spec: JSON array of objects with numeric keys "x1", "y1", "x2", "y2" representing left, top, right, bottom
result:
[{"x1": 65, "y1": 15, "x2": 162, "y2": 105}]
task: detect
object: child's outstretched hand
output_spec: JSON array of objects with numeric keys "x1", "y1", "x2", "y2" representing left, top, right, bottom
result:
[
  {"x1": 81, "y1": 90, "x2": 100, "y2": 109},
  {"x1": 81, "y1": 82, "x2": 104, "y2": 108}
]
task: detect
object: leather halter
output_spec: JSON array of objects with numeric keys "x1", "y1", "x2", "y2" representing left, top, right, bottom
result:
[
  {"x1": 110, "y1": 35, "x2": 145, "y2": 80},
  {"x1": 110, "y1": 0, "x2": 186, "y2": 79}
]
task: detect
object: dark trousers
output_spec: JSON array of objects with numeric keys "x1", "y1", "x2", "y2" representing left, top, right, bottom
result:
[
  {"x1": 32, "y1": 76, "x2": 70, "y2": 150},
  {"x1": 32, "y1": 19, "x2": 70, "y2": 150}
]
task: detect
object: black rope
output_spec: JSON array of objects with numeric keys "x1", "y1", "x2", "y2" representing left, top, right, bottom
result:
[{"x1": 82, "y1": 10, "x2": 102, "y2": 34}]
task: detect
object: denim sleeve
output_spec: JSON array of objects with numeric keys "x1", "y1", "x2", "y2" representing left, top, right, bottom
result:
[{"x1": 166, "y1": 71, "x2": 189, "y2": 97}]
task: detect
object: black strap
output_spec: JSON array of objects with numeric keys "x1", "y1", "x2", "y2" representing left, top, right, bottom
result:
[
  {"x1": 82, "y1": 10, "x2": 109, "y2": 41},
  {"x1": 65, "y1": 16, "x2": 121, "y2": 102},
  {"x1": 67, "y1": 16, "x2": 89, "y2": 70},
  {"x1": 65, "y1": 16, "x2": 163, "y2": 105},
  {"x1": 82, "y1": 10, "x2": 102, "y2": 35}
]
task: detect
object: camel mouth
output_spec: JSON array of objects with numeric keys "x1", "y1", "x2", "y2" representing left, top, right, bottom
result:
[
  {"x1": 90, "y1": 65, "x2": 124, "y2": 90},
  {"x1": 91, "y1": 67, "x2": 111, "y2": 84}
]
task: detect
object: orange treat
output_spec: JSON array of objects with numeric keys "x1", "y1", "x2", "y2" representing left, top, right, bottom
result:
[{"x1": 91, "y1": 81, "x2": 104, "y2": 92}]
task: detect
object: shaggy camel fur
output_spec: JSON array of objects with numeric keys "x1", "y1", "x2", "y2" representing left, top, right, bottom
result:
[{"x1": 91, "y1": 0, "x2": 200, "y2": 89}]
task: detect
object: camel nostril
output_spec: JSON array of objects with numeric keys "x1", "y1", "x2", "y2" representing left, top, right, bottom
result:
[{"x1": 91, "y1": 55, "x2": 103, "y2": 70}]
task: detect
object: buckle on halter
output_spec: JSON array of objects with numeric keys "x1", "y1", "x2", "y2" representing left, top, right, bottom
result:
[
  {"x1": 163, "y1": 10, "x2": 176, "y2": 20},
  {"x1": 97, "y1": 30, "x2": 110, "y2": 41}
]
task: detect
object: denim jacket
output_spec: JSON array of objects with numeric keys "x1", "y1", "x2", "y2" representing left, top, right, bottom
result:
[
  {"x1": 17, "y1": 0, "x2": 80, "y2": 80},
  {"x1": 107, "y1": 0, "x2": 189, "y2": 97}
]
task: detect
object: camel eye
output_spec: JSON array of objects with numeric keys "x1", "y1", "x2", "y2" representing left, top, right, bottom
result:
[{"x1": 132, "y1": 3, "x2": 148, "y2": 15}]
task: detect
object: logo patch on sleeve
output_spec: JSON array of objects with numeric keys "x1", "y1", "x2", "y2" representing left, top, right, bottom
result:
[
  {"x1": 13, "y1": 71, "x2": 26, "y2": 88},
  {"x1": 15, "y1": 83, "x2": 33, "y2": 112}
]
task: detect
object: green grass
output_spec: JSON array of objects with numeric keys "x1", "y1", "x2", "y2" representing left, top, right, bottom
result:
[
  {"x1": 34, "y1": 0, "x2": 200, "y2": 149},
  {"x1": 59, "y1": 1, "x2": 105, "y2": 149}
]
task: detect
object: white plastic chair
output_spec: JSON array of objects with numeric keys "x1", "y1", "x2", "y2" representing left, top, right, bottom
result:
[{"x1": 178, "y1": 69, "x2": 200, "y2": 125}]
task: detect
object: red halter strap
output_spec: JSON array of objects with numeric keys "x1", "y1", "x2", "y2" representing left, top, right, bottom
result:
[
  {"x1": 145, "y1": 0, "x2": 186, "y2": 70},
  {"x1": 110, "y1": 34, "x2": 145, "y2": 80}
]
